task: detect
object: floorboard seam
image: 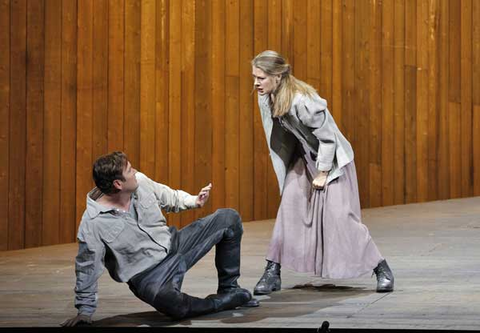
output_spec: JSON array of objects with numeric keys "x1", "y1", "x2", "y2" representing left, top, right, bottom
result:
[{"x1": 346, "y1": 293, "x2": 391, "y2": 319}]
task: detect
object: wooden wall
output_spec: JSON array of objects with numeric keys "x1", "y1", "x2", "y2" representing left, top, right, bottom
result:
[{"x1": 1, "y1": 0, "x2": 479, "y2": 250}]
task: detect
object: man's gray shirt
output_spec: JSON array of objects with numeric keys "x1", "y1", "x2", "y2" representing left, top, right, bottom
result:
[{"x1": 74, "y1": 172, "x2": 198, "y2": 316}]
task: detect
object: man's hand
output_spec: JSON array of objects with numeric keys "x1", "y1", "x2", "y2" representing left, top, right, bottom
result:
[
  {"x1": 196, "y1": 183, "x2": 212, "y2": 208},
  {"x1": 60, "y1": 314, "x2": 92, "y2": 327},
  {"x1": 312, "y1": 171, "x2": 328, "y2": 190}
]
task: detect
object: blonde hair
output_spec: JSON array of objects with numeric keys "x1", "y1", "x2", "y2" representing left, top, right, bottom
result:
[{"x1": 251, "y1": 50, "x2": 316, "y2": 117}]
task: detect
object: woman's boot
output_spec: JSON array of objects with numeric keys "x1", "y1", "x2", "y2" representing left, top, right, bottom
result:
[
  {"x1": 253, "y1": 260, "x2": 281, "y2": 295},
  {"x1": 374, "y1": 259, "x2": 394, "y2": 292}
]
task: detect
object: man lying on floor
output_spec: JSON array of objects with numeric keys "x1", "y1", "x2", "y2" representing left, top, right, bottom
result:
[{"x1": 62, "y1": 151, "x2": 258, "y2": 327}]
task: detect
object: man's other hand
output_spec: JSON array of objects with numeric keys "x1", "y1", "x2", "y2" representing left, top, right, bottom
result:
[
  {"x1": 60, "y1": 314, "x2": 92, "y2": 327},
  {"x1": 196, "y1": 183, "x2": 212, "y2": 207}
]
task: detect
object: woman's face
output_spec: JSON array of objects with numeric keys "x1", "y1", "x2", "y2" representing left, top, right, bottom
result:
[{"x1": 252, "y1": 66, "x2": 280, "y2": 95}]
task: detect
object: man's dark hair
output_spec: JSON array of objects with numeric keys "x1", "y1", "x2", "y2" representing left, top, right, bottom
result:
[{"x1": 92, "y1": 151, "x2": 128, "y2": 194}]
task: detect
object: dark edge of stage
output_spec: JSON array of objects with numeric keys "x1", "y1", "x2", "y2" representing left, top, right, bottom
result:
[{"x1": 2, "y1": 327, "x2": 480, "y2": 333}]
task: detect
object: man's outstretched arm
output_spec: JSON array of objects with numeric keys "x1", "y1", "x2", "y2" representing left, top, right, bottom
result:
[{"x1": 137, "y1": 172, "x2": 202, "y2": 212}]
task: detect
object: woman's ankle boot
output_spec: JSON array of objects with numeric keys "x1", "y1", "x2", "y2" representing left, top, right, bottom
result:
[
  {"x1": 253, "y1": 260, "x2": 281, "y2": 295},
  {"x1": 374, "y1": 259, "x2": 394, "y2": 292}
]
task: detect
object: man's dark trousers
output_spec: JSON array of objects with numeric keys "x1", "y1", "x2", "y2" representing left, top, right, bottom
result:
[{"x1": 128, "y1": 208, "x2": 244, "y2": 319}]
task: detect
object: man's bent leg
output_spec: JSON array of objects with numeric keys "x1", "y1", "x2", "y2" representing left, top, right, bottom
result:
[
  {"x1": 129, "y1": 254, "x2": 220, "y2": 320},
  {"x1": 128, "y1": 218, "x2": 252, "y2": 320},
  {"x1": 175, "y1": 209, "x2": 243, "y2": 291},
  {"x1": 176, "y1": 209, "x2": 258, "y2": 307},
  {"x1": 215, "y1": 217, "x2": 242, "y2": 292}
]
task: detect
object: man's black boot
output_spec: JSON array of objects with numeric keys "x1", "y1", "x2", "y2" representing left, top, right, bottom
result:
[
  {"x1": 215, "y1": 226, "x2": 259, "y2": 307},
  {"x1": 253, "y1": 260, "x2": 281, "y2": 295},
  {"x1": 207, "y1": 288, "x2": 253, "y2": 312},
  {"x1": 373, "y1": 259, "x2": 394, "y2": 292},
  {"x1": 153, "y1": 288, "x2": 217, "y2": 320}
]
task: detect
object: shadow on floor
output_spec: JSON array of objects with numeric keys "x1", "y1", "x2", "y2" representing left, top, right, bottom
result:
[{"x1": 92, "y1": 283, "x2": 374, "y2": 327}]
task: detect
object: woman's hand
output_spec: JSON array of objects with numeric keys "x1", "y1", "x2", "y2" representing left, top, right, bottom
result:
[
  {"x1": 196, "y1": 183, "x2": 212, "y2": 208},
  {"x1": 312, "y1": 171, "x2": 328, "y2": 190}
]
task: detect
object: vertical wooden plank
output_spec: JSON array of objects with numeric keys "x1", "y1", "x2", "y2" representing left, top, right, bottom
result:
[
  {"x1": 76, "y1": 0, "x2": 94, "y2": 226},
  {"x1": 320, "y1": 0, "x2": 332, "y2": 105},
  {"x1": 306, "y1": 0, "x2": 321, "y2": 91},
  {"x1": 460, "y1": 0, "x2": 473, "y2": 198},
  {"x1": 225, "y1": 0, "x2": 240, "y2": 212},
  {"x1": 474, "y1": 0, "x2": 480, "y2": 109},
  {"x1": 404, "y1": 0, "x2": 417, "y2": 204},
  {"x1": 331, "y1": 0, "x2": 342, "y2": 123},
  {"x1": 192, "y1": 0, "x2": 207, "y2": 224},
  {"x1": 108, "y1": 0, "x2": 125, "y2": 152},
  {"x1": 449, "y1": 102, "x2": 461, "y2": 198},
  {"x1": 9, "y1": 0, "x2": 27, "y2": 250},
  {"x1": 268, "y1": 0, "x2": 282, "y2": 51},
  {"x1": 180, "y1": 0, "x2": 195, "y2": 225},
  {"x1": 448, "y1": 0, "x2": 461, "y2": 198},
  {"x1": 239, "y1": 0, "x2": 254, "y2": 222},
  {"x1": 393, "y1": 0, "x2": 406, "y2": 205},
  {"x1": 342, "y1": 0, "x2": 355, "y2": 145},
  {"x1": 368, "y1": 0, "x2": 382, "y2": 208},
  {"x1": 415, "y1": 0, "x2": 429, "y2": 203},
  {"x1": 427, "y1": 0, "x2": 439, "y2": 202},
  {"x1": 92, "y1": 0, "x2": 108, "y2": 160},
  {"x1": 140, "y1": 0, "x2": 156, "y2": 177},
  {"x1": 124, "y1": 0, "x2": 141, "y2": 169},
  {"x1": 168, "y1": 0, "x2": 182, "y2": 227},
  {"x1": 43, "y1": 0, "x2": 62, "y2": 246},
  {"x1": 437, "y1": 0, "x2": 449, "y2": 200},
  {"x1": 281, "y1": 0, "x2": 293, "y2": 61},
  {"x1": 155, "y1": 0, "x2": 169, "y2": 185},
  {"x1": 448, "y1": 0, "x2": 461, "y2": 104},
  {"x1": 293, "y1": 0, "x2": 307, "y2": 80},
  {"x1": 253, "y1": 0, "x2": 268, "y2": 220},
  {"x1": 266, "y1": 0, "x2": 282, "y2": 219},
  {"x1": 25, "y1": 0, "x2": 45, "y2": 248},
  {"x1": 382, "y1": 0, "x2": 395, "y2": 207},
  {"x1": 154, "y1": 0, "x2": 169, "y2": 186},
  {"x1": 211, "y1": 0, "x2": 225, "y2": 213},
  {"x1": 474, "y1": 106, "x2": 480, "y2": 196},
  {"x1": 473, "y1": 1, "x2": 480, "y2": 196},
  {"x1": 0, "y1": 0, "x2": 10, "y2": 250},
  {"x1": 194, "y1": 0, "x2": 214, "y2": 222},
  {"x1": 60, "y1": 0, "x2": 77, "y2": 243},
  {"x1": 354, "y1": 0, "x2": 370, "y2": 208}
]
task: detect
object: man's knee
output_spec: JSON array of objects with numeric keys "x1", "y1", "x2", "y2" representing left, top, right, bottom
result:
[{"x1": 215, "y1": 208, "x2": 242, "y2": 234}]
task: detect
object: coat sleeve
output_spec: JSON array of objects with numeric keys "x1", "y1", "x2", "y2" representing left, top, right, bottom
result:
[
  {"x1": 74, "y1": 225, "x2": 106, "y2": 316},
  {"x1": 136, "y1": 172, "x2": 198, "y2": 212},
  {"x1": 295, "y1": 95, "x2": 337, "y2": 171}
]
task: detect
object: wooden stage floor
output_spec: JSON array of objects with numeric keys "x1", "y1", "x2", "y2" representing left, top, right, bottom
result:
[{"x1": 1, "y1": 197, "x2": 480, "y2": 330}]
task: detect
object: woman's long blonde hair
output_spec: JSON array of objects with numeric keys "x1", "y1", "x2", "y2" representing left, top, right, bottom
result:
[{"x1": 252, "y1": 50, "x2": 316, "y2": 117}]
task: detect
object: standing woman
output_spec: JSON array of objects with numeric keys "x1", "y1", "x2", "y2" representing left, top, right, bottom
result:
[{"x1": 251, "y1": 50, "x2": 394, "y2": 295}]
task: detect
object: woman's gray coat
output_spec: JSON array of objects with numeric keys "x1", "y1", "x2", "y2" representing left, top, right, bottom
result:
[{"x1": 257, "y1": 92, "x2": 354, "y2": 194}]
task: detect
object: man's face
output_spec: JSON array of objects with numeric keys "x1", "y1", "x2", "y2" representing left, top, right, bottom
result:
[{"x1": 118, "y1": 161, "x2": 138, "y2": 193}]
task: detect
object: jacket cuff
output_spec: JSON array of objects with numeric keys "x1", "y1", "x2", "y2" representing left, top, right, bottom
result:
[
  {"x1": 316, "y1": 160, "x2": 333, "y2": 172},
  {"x1": 76, "y1": 305, "x2": 95, "y2": 317},
  {"x1": 184, "y1": 195, "x2": 198, "y2": 209}
]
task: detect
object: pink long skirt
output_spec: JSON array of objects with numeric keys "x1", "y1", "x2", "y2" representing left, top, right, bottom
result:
[{"x1": 266, "y1": 152, "x2": 383, "y2": 279}]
